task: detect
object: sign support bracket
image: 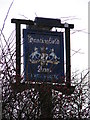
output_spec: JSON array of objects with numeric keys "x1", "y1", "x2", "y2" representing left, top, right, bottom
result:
[{"x1": 11, "y1": 18, "x2": 74, "y2": 119}]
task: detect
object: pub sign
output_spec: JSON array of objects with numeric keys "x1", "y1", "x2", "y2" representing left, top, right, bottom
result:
[{"x1": 23, "y1": 29, "x2": 64, "y2": 82}]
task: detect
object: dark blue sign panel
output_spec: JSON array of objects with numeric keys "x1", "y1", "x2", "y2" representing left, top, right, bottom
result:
[{"x1": 23, "y1": 29, "x2": 64, "y2": 83}]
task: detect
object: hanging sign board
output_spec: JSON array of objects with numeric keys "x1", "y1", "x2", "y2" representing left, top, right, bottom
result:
[{"x1": 23, "y1": 29, "x2": 64, "y2": 83}]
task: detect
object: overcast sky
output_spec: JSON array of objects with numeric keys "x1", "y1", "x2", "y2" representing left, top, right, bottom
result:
[{"x1": 0, "y1": 0, "x2": 89, "y2": 75}]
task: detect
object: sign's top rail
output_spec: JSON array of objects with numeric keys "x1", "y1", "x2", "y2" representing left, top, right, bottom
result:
[
  {"x1": 11, "y1": 18, "x2": 34, "y2": 25},
  {"x1": 11, "y1": 17, "x2": 74, "y2": 29}
]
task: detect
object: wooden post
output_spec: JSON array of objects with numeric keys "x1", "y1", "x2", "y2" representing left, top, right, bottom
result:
[
  {"x1": 65, "y1": 28, "x2": 71, "y2": 86},
  {"x1": 16, "y1": 23, "x2": 21, "y2": 81},
  {"x1": 11, "y1": 19, "x2": 34, "y2": 83},
  {"x1": 39, "y1": 84, "x2": 52, "y2": 119}
]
